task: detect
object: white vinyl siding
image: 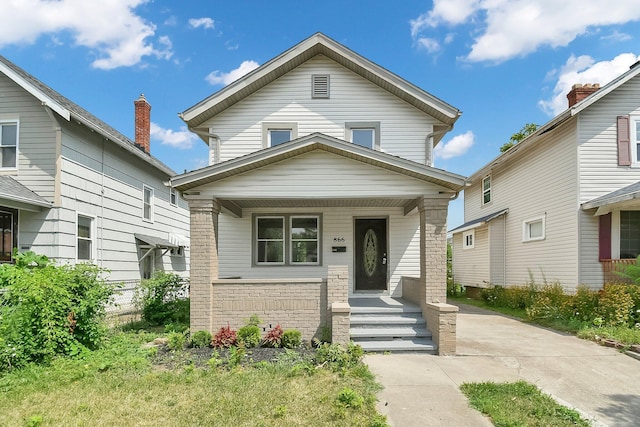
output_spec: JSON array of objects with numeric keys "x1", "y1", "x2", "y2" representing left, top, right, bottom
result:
[
  {"x1": 205, "y1": 56, "x2": 439, "y2": 165},
  {"x1": 577, "y1": 74, "x2": 640, "y2": 287},
  {"x1": 0, "y1": 73, "x2": 56, "y2": 199},
  {"x1": 219, "y1": 206, "x2": 419, "y2": 297},
  {"x1": 452, "y1": 226, "x2": 489, "y2": 287},
  {"x1": 489, "y1": 216, "x2": 506, "y2": 286},
  {"x1": 461, "y1": 118, "x2": 579, "y2": 289}
]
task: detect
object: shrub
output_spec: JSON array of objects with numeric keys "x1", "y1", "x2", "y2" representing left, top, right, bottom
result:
[
  {"x1": 481, "y1": 285, "x2": 506, "y2": 307},
  {"x1": 212, "y1": 324, "x2": 237, "y2": 348},
  {"x1": 0, "y1": 252, "x2": 114, "y2": 370},
  {"x1": 167, "y1": 331, "x2": 187, "y2": 351},
  {"x1": 237, "y1": 325, "x2": 261, "y2": 348},
  {"x1": 336, "y1": 387, "x2": 364, "y2": 409},
  {"x1": 282, "y1": 329, "x2": 302, "y2": 349},
  {"x1": 315, "y1": 342, "x2": 364, "y2": 370},
  {"x1": 190, "y1": 330, "x2": 212, "y2": 348},
  {"x1": 263, "y1": 324, "x2": 284, "y2": 348},
  {"x1": 597, "y1": 284, "x2": 635, "y2": 326},
  {"x1": 526, "y1": 283, "x2": 571, "y2": 321},
  {"x1": 134, "y1": 272, "x2": 189, "y2": 326},
  {"x1": 570, "y1": 285, "x2": 599, "y2": 322}
]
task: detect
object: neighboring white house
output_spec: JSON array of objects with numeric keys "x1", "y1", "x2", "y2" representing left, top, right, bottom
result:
[
  {"x1": 0, "y1": 56, "x2": 190, "y2": 293},
  {"x1": 452, "y1": 61, "x2": 640, "y2": 293},
  {"x1": 172, "y1": 33, "x2": 465, "y2": 353}
]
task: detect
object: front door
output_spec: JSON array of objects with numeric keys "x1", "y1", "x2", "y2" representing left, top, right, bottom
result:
[{"x1": 355, "y1": 218, "x2": 388, "y2": 291}]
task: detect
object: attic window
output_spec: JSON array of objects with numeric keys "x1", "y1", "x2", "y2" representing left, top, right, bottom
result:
[{"x1": 312, "y1": 75, "x2": 330, "y2": 98}]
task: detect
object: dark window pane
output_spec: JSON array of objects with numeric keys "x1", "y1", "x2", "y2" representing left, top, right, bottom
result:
[
  {"x1": 0, "y1": 211, "x2": 13, "y2": 262},
  {"x1": 352, "y1": 129, "x2": 374, "y2": 148},
  {"x1": 270, "y1": 130, "x2": 291, "y2": 146},
  {"x1": 291, "y1": 217, "x2": 317, "y2": 239},
  {"x1": 257, "y1": 241, "x2": 283, "y2": 263},
  {"x1": 1, "y1": 147, "x2": 16, "y2": 168},
  {"x1": 258, "y1": 218, "x2": 283, "y2": 239},
  {"x1": 78, "y1": 239, "x2": 91, "y2": 260},
  {"x1": 620, "y1": 211, "x2": 640, "y2": 258},
  {"x1": 1, "y1": 124, "x2": 16, "y2": 146},
  {"x1": 292, "y1": 241, "x2": 317, "y2": 263}
]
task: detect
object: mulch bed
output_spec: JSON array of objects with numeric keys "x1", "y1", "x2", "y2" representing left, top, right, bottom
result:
[{"x1": 148, "y1": 339, "x2": 317, "y2": 370}]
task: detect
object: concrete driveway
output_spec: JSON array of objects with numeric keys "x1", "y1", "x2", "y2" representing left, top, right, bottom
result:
[{"x1": 365, "y1": 303, "x2": 640, "y2": 427}]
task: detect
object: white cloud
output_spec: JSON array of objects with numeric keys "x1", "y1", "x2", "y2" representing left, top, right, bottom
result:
[
  {"x1": 0, "y1": 0, "x2": 172, "y2": 70},
  {"x1": 411, "y1": 0, "x2": 640, "y2": 63},
  {"x1": 205, "y1": 60, "x2": 260, "y2": 86},
  {"x1": 188, "y1": 17, "x2": 215, "y2": 30},
  {"x1": 434, "y1": 131, "x2": 475, "y2": 159},
  {"x1": 416, "y1": 38, "x2": 440, "y2": 54},
  {"x1": 150, "y1": 122, "x2": 199, "y2": 150},
  {"x1": 538, "y1": 53, "x2": 640, "y2": 116}
]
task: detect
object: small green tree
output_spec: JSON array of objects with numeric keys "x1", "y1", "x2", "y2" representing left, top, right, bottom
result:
[
  {"x1": 500, "y1": 123, "x2": 538, "y2": 153},
  {"x1": 134, "y1": 272, "x2": 189, "y2": 326}
]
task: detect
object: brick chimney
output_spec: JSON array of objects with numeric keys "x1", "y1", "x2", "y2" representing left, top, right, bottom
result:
[
  {"x1": 134, "y1": 94, "x2": 151, "y2": 154},
  {"x1": 566, "y1": 83, "x2": 600, "y2": 108}
]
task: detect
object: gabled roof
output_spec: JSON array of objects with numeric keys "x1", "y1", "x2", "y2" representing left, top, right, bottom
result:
[
  {"x1": 171, "y1": 132, "x2": 467, "y2": 192},
  {"x1": 0, "y1": 176, "x2": 52, "y2": 211},
  {"x1": 469, "y1": 61, "x2": 640, "y2": 182},
  {"x1": 0, "y1": 56, "x2": 175, "y2": 176},
  {"x1": 581, "y1": 181, "x2": 640, "y2": 210},
  {"x1": 180, "y1": 33, "x2": 461, "y2": 137},
  {"x1": 449, "y1": 209, "x2": 508, "y2": 234}
]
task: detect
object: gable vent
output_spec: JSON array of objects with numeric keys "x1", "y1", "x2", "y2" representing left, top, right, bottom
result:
[{"x1": 312, "y1": 74, "x2": 330, "y2": 98}]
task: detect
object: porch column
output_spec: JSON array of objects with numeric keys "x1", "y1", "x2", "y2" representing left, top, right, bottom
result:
[
  {"x1": 188, "y1": 198, "x2": 221, "y2": 333},
  {"x1": 417, "y1": 196, "x2": 449, "y2": 303}
]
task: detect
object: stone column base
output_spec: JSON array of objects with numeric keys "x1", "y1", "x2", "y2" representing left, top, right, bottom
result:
[
  {"x1": 331, "y1": 302, "x2": 351, "y2": 345},
  {"x1": 425, "y1": 302, "x2": 458, "y2": 355}
]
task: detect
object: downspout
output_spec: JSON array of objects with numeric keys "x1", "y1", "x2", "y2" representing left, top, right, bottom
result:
[{"x1": 100, "y1": 138, "x2": 106, "y2": 268}]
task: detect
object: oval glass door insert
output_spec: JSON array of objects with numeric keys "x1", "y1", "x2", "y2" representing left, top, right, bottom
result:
[{"x1": 363, "y1": 228, "x2": 378, "y2": 277}]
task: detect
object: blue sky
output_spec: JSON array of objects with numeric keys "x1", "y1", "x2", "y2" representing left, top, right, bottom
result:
[{"x1": 1, "y1": 1, "x2": 640, "y2": 228}]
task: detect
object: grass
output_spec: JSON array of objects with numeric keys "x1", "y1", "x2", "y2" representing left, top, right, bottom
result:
[
  {"x1": 461, "y1": 381, "x2": 590, "y2": 427},
  {"x1": 577, "y1": 325, "x2": 640, "y2": 345},
  {"x1": 0, "y1": 331, "x2": 387, "y2": 427}
]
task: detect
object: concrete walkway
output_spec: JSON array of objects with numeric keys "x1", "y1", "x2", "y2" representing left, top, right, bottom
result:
[{"x1": 365, "y1": 303, "x2": 640, "y2": 427}]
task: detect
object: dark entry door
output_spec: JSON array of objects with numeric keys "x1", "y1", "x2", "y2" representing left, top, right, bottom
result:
[{"x1": 355, "y1": 218, "x2": 388, "y2": 291}]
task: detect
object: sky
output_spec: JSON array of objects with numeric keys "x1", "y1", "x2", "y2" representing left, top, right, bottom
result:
[{"x1": 1, "y1": 0, "x2": 640, "y2": 229}]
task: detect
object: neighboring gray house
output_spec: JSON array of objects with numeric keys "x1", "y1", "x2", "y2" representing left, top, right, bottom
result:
[
  {"x1": 172, "y1": 33, "x2": 465, "y2": 353},
  {"x1": 452, "y1": 62, "x2": 640, "y2": 293},
  {"x1": 0, "y1": 56, "x2": 190, "y2": 291}
]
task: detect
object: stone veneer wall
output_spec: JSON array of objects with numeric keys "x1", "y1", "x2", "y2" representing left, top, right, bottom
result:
[{"x1": 210, "y1": 279, "x2": 327, "y2": 343}]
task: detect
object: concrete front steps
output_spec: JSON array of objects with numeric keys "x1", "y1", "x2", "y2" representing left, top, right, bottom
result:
[{"x1": 349, "y1": 297, "x2": 437, "y2": 353}]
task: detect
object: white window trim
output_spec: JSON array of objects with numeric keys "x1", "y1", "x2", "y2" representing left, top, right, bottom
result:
[
  {"x1": 345, "y1": 122, "x2": 380, "y2": 150},
  {"x1": 142, "y1": 184, "x2": 154, "y2": 222},
  {"x1": 482, "y1": 175, "x2": 492, "y2": 205},
  {"x1": 463, "y1": 230, "x2": 475, "y2": 249},
  {"x1": 261, "y1": 122, "x2": 298, "y2": 148},
  {"x1": 170, "y1": 188, "x2": 178, "y2": 207},
  {"x1": 76, "y1": 213, "x2": 96, "y2": 262},
  {"x1": 289, "y1": 215, "x2": 320, "y2": 265},
  {"x1": 523, "y1": 215, "x2": 546, "y2": 242},
  {"x1": 0, "y1": 119, "x2": 19, "y2": 171},
  {"x1": 631, "y1": 117, "x2": 640, "y2": 166}
]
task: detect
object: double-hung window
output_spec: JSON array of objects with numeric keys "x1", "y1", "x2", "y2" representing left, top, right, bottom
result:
[
  {"x1": 170, "y1": 188, "x2": 177, "y2": 206},
  {"x1": 482, "y1": 176, "x2": 491, "y2": 205},
  {"x1": 255, "y1": 215, "x2": 320, "y2": 265},
  {"x1": 345, "y1": 122, "x2": 380, "y2": 150},
  {"x1": 0, "y1": 121, "x2": 18, "y2": 169},
  {"x1": 143, "y1": 185, "x2": 153, "y2": 221},
  {"x1": 77, "y1": 214, "x2": 94, "y2": 261}
]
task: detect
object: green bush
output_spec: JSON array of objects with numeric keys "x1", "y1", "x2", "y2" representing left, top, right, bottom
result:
[
  {"x1": 167, "y1": 331, "x2": 187, "y2": 351},
  {"x1": 570, "y1": 285, "x2": 599, "y2": 322},
  {"x1": 526, "y1": 283, "x2": 571, "y2": 321},
  {"x1": 134, "y1": 272, "x2": 189, "y2": 326},
  {"x1": 597, "y1": 284, "x2": 635, "y2": 326},
  {"x1": 282, "y1": 329, "x2": 302, "y2": 349},
  {"x1": 315, "y1": 342, "x2": 364, "y2": 371},
  {"x1": 237, "y1": 325, "x2": 261, "y2": 348},
  {"x1": 0, "y1": 252, "x2": 114, "y2": 370},
  {"x1": 190, "y1": 330, "x2": 212, "y2": 348}
]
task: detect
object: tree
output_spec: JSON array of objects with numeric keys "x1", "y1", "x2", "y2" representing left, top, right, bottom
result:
[{"x1": 500, "y1": 123, "x2": 538, "y2": 153}]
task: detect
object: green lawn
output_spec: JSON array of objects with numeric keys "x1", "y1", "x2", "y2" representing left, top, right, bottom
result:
[
  {"x1": 461, "y1": 381, "x2": 590, "y2": 427},
  {"x1": 0, "y1": 332, "x2": 387, "y2": 427}
]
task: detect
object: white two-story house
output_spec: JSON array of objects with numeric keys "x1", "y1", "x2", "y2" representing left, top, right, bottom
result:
[
  {"x1": 452, "y1": 61, "x2": 640, "y2": 293},
  {"x1": 171, "y1": 33, "x2": 466, "y2": 353},
  {"x1": 0, "y1": 56, "x2": 190, "y2": 299}
]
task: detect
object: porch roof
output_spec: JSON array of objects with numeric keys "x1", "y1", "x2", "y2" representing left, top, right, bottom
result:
[
  {"x1": 449, "y1": 208, "x2": 508, "y2": 234},
  {"x1": 0, "y1": 176, "x2": 52, "y2": 211},
  {"x1": 581, "y1": 181, "x2": 640, "y2": 213},
  {"x1": 170, "y1": 132, "x2": 468, "y2": 193}
]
